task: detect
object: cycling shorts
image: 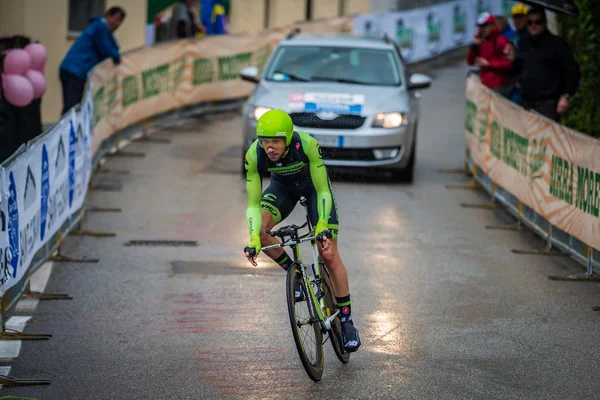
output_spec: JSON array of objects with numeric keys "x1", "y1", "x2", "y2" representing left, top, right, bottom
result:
[{"x1": 260, "y1": 178, "x2": 339, "y2": 238}]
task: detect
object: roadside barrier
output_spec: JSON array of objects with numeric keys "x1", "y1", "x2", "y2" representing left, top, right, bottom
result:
[
  {"x1": 0, "y1": 0, "x2": 505, "y2": 385},
  {"x1": 447, "y1": 74, "x2": 600, "y2": 284}
]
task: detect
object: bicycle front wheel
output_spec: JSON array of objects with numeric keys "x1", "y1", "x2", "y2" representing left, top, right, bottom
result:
[{"x1": 286, "y1": 266, "x2": 324, "y2": 381}]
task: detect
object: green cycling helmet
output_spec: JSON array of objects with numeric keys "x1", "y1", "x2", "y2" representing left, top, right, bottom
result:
[{"x1": 256, "y1": 109, "x2": 294, "y2": 147}]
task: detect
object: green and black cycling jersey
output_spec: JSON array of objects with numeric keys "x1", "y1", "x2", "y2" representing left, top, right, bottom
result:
[{"x1": 244, "y1": 130, "x2": 339, "y2": 239}]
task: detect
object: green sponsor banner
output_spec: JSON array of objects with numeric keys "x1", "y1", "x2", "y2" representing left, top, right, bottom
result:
[
  {"x1": 106, "y1": 76, "x2": 119, "y2": 111},
  {"x1": 575, "y1": 166, "x2": 600, "y2": 217},
  {"x1": 171, "y1": 57, "x2": 186, "y2": 92},
  {"x1": 487, "y1": 117, "x2": 546, "y2": 186},
  {"x1": 142, "y1": 64, "x2": 170, "y2": 99},
  {"x1": 527, "y1": 138, "x2": 546, "y2": 186},
  {"x1": 502, "y1": 127, "x2": 528, "y2": 176},
  {"x1": 549, "y1": 155, "x2": 600, "y2": 217},
  {"x1": 490, "y1": 121, "x2": 501, "y2": 159},
  {"x1": 454, "y1": 12, "x2": 466, "y2": 34},
  {"x1": 465, "y1": 100, "x2": 477, "y2": 134},
  {"x1": 122, "y1": 75, "x2": 139, "y2": 107},
  {"x1": 218, "y1": 52, "x2": 252, "y2": 81},
  {"x1": 427, "y1": 22, "x2": 440, "y2": 42},
  {"x1": 93, "y1": 86, "x2": 105, "y2": 126},
  {"x1": 549, "y1": 155, "x2": 574, "y2": 205},
  {"x1": 193, "y1": 58, "x2": 214, "y2": 85},
  {"x1": 397, "y1": 27, "x2": 413, "y2": 48}
]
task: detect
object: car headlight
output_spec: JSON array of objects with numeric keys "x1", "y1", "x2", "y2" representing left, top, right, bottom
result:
[
  {"x1": 372, "y1": 112, "x2": 407, "y2": 128},
  {"x1": 249, "y1": 106, "x2": 272, "y2": 121}
]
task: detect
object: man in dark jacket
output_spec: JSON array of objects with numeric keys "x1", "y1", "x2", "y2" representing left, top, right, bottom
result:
[
  {"x1": 467, "y1": 12, "x2": 513, "y2": 96},
  {"x1": 513, "y1": 7, "x2": 580, "y2": 121},
  {"x1": 59, "y1": 6, "x2": 126, "y2": 116}
]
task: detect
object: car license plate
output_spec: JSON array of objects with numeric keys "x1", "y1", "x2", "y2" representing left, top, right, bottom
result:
[{"x1": 311, "y1": 134, "x2": 341, "y2": 148}]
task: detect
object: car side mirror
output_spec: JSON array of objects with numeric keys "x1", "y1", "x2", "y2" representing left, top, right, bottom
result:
[
  {"x1": 239, "y1": 66, "x2": 259, "y2": 84},
  {"x1": 408, "y1": 73, "x2": 432, "y2": 90}
]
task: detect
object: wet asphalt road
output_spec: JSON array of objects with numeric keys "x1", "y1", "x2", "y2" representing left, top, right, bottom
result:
[{"x1": 3, "y1": 62, "x2": 600, "y2": 400}]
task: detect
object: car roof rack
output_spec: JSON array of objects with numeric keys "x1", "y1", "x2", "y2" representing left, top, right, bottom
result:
[{"x1": 286, "y1": 27, "x2": 301, "y2": 39}]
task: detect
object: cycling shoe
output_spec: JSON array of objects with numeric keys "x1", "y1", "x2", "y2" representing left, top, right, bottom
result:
[{"x1": 341, "y1": 320, "x2": 361, "y2": 352}]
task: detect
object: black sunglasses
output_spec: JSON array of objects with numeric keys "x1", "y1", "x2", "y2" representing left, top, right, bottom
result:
[{"x1": 527, "y1": 18, "x2": 544, "y2": 26}]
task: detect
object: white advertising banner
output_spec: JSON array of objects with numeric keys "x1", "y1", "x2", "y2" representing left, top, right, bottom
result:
[
  {"x1": 71, "y1": 94, "x2": 94, "y2": 212},
  {"x1": 0, "y1": 100, "x2": 93, "y2": 296},
  {"x1": 355, "y1": 0, "x2": 509, "y2": 65},
  {"x1": 3, "y1": 143, "x2": 41, "y2": 293},
  {"x1": 35, "y1": 114, "x2": 75, "y2": 249},
  {"x1": 0, "y1": 168, "x2": 10, "y2": 294}
]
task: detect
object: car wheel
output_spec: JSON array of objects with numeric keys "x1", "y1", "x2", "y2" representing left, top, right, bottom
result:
[{"x1": 391, "y1": 136, "x2": 416, "y2": 184}]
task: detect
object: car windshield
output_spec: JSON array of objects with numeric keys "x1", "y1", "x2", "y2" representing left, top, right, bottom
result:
[{"x1": 264, "y1": 45, "x2": 401, "y2": 86}]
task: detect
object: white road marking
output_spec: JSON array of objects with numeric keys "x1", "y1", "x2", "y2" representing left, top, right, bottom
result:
[
  {"x1": 0, "y1": 262, "x2": 54, "y2": 386},
  {"x1": 5, "y1": 316, "x2": 32, "y2": 333},
  {"x1": 0, "y1": 366, "x2": 11, "y2": 388},
  {"x1": 14, "y1": 262, "x2": 53, "y2": 313}
]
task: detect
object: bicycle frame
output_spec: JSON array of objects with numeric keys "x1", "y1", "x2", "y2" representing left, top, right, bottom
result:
[{"x1": 260, "y1": 197, "x2": 340, "y2": 332}]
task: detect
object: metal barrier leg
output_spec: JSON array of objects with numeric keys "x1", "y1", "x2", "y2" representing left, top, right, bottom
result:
[
  {"x1": 486, "y1": 202, "x2": 526, "y2": 230},
  {"x1": 21, "y1": 271, "x2": 72, "y2": 301},
  {"x1": 105, "y1": 133, "x2": 146, "y2": 158},
  {"x1": 88, "y1": 182, "x2": 123, "y2": 192},
  {"x1": 512, "y1": 225, "x2": 569, "y2": 256},
  {"x1": 85, "y1": 205, "x2": 122, "y2": 213},
  {"x1": 49, "y1": 246, "x2": 99, "y2": 264},
  {"x1": 446, "y1": 162, "x2": 480, "y2": 190},
  {"x1": 461, "y1": 182, "x2": 502, "y2": 209},
  {"x1": 136, "y1": 120, "x2": 171, "y2": 144},
  {"x1": 105, "y1": 150, "x2": 146, "y2": 158},
  {"x1": 0, "y1": 374, "x2": 51, "y2": 386},
  {"x1": 439, "y1": 147, "x2": 470, "y2": 174},
  {"x1": 69, "y1": 219, "x2": 116, "y2": 238},
  {"x1": 0, "y1": 313, "x2": 52, "y2": 341},
  {"x1": 461, "y1": 202, "x2": 502, "y2": 209},
  {"x1": 548, "y1": 246, "x2": 600, "y2": 281},
  {"x1": 95, "y1": 160, "x2": 129, "y2": 175}
]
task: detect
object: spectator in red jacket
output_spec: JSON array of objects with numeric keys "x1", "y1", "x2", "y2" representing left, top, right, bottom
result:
[{"x1": 467, "y1": 12, "x2": 513, "y2": 97}]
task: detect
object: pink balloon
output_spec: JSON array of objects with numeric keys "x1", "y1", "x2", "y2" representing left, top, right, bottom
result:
[
  {"x1": 24, "y1": 43, "x2": 47, "y2": 72},
  {"x1": 25, "y1": 69, "x2": 46, "y2": 99},
  {"x1": 2, "y1": 74, "x2": 34, "y2": 107},
  {"x1": 3, "y1": 50, "x2": 32, "y2": 75}
]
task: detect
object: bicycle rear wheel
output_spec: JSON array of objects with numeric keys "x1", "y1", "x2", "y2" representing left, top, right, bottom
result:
[
  {"x1": 322, "y1": 264, "x2": 351, "y2": 364},
  {"x1": 286, "y1": 266, "x2": 324, "y2": 381}
]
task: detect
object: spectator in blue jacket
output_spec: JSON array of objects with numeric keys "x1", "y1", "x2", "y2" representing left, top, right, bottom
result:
[
  {"x1": 59, "y1": 6, "x2": 126, "y2": 115},
  {"x1": 201, "y1": 0, "x2": 228, "y2": 35}
]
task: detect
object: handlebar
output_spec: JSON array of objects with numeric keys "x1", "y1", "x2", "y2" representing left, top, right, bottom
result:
[
  {"x1": 244, "y1": 195, "x2": 330, "y2": 256},
  {"x1": 265, "y1": 221, "x2": 308, "y2": 238}
]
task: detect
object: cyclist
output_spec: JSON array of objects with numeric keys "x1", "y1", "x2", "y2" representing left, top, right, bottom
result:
[{"x1": 243, "y1": 109, "x2": 361, "y2": 353}]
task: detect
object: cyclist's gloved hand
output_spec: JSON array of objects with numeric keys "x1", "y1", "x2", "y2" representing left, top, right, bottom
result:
[
  {"x1": 244, "y1": 233, "x2": 261, "y2": 266},
  {"x1": 315, "y1": 220, "x2": 332, "y2": 244}
]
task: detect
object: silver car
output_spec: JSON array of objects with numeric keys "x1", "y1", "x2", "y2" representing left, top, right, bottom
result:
[{"x1": 239, "y1": 32, "x2": 432, "y2": 182}]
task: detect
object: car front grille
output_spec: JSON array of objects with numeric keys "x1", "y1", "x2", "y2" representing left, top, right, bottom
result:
[
  {"x1": 290, "y1": 113, "x2": 366, "y2": 130},
  {"x1": 321, "y1": 148, "x2": 374, "y2": 161},
  {"x1": 320, "y1": 147, "x2": 403, "y2": 162}
]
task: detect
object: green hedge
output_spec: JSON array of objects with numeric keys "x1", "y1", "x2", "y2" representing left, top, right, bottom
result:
[{"x1": 557, "y1": 0, "x2": 600, "y2": 138}]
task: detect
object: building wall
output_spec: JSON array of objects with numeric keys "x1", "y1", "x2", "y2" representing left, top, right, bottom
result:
[
  {"x1": 0, "y1": 0, "x2": 146, "y2": 124},
  {"x1": 228, "y1": 0, "x2": 371, "y2": 33},
  {"x1": 228, "y1": 0, "x2": 266, "y2": 33},
  {"x1": 268, "y1": 0, "x2": 307, "y2": 27},
  {"x1": 313, "y1": 0, "x2": 342, "y2": 19}
]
